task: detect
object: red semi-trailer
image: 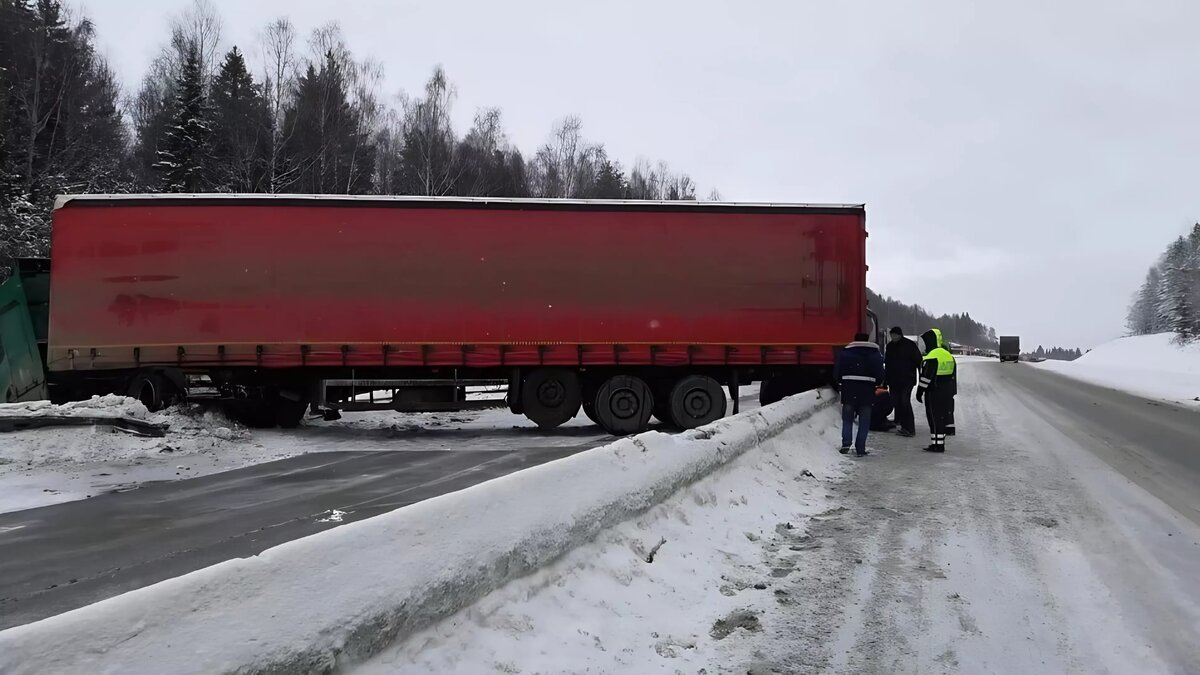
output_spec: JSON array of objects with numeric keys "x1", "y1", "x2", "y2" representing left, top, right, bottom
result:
[{"x1": 43, "y1": 194, "x2": 872, "y2": 434}]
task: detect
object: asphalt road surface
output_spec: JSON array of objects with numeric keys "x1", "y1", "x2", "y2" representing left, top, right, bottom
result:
[
  {"x1": 0, "y1": 433, "x2": 608, "y2": 630},
  {"x1": 740, "y1": 360, "x2": 1200, "y2": 674},
  {"x1": 995, "y1": 360, "x2": 1200, "y2": 526}
]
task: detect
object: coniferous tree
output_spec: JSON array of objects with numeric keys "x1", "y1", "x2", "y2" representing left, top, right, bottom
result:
[
  {"x1": 209, "y1": 47, "x2": 269, "y2": 192},
  {"x1": 282, "y1": 51, "x2": 374, "y2": 194},
  {"x1": 496, "y1": 149, "x2": 529, "y2": 197},
  {"x1": 590, "y1": 154, "x2": 627, "y2": 199},
  {"x1": 0, "y1": 0, "x2": 128, "y2": 279},
  {"x1": 1126, "y1": 266, "x2": 1162, "y2": 336},
  {"x1": 154, "y1": 43, "x2": 211, "y2": 192},
  {"x1": 1157, "y1": 237, "x2": 1195, "y2": 342}
]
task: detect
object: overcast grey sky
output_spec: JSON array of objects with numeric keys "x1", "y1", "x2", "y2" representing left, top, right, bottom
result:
[{"x1": 82, "y1": 0, "x2": 1200, "y2": 349}]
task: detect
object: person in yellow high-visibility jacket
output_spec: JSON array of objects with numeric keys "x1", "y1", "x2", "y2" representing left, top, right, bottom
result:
[{"x1": 915, "y1": 328, "x2": 957, "y2": 452}]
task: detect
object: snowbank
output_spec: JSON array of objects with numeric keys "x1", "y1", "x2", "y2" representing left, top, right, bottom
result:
[
  {"x1": 1034, "y1": 333, "x2": 1200, "y2": 406},
  {"x1": 0, "y1": 395, "x2": 161, "y2": 422},
  {"x1": 355, "y1": 405, "x2": 844, "y2": 674},
  {"x1": 0, "y1": 403, "x2": 245, "y2": 471},
  {"x1": 0, "y1": 390, "x2": 830, "y2": 675}
]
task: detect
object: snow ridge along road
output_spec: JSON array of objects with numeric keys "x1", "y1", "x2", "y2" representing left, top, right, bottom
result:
[
  {"x1": 1033, "y1": 333, "x2": 1200, "y2": 408},
  {"x1": 0, "y1": 390, "x2": 831, "y2": 675}
]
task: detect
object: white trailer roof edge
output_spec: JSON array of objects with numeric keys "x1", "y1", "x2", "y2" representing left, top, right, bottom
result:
[{"x1": 54, "y1": 193, "x2": 865, "y2": 211}]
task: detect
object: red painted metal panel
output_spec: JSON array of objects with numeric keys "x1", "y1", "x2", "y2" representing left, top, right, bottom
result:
[{"x1": 46, "y1": 200, "x2": 866, "y2": 371}]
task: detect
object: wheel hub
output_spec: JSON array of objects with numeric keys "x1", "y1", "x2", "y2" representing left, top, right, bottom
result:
[
  {"x1": 684, "y1": 388, "x2": 711, "y2": 418},
  {"x1": 610, "y1": 388, "x2": 640, "y2": 419},
  {"x1": 536, "y1": 379, "x2": 566, "y2": 407}
]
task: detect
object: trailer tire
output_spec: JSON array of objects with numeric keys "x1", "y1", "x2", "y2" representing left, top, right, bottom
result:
[
  {"x1": 507, "y1": 370, "x2": 524, "y2": 415},
  {"x1": 274, "y1": 395, "x2": 308, "y2": 429},
  {"x1": 522, "y1": 368, "x2": 582, "y2": 429},
  {"x1": 128, "y1": 372, "x2": 165, "y2": 412},
  {"x1": 669, "y1": 375, "x2": 726, "y2": 429},
  {"x1": 759, "y1": 377, "x2": 786, "y2": 407},
  {"x1": 593, "y1": 375, "x2": 654, "y2": 436},
  {"x1": 226, "y1": 402, "x2": 277, "y2": 429}
]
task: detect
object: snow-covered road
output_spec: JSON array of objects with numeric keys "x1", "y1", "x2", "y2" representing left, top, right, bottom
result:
[
  {"x1": 359, "y1": 361, "x2": 1200, "y2": 674},
  {"x1": 726, "y1": 361, "x2": 1200, "y2": 673}
]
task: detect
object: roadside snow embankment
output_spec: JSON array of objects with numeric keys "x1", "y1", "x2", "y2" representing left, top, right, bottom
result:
[
  {"x1": 0, "y1": 398, "x2": 246, "y2": 470},
  {"x1": 358, "y1": 399, "x2": 844, "y2": 674},
  {"x1": 0, "y1": 394, "x2": 162, "y2": 422},
  {"x1": 0, "y1": 390, "x2": 833, "y2": 675},
  {"x1": 1034, "y1": 333, "x2": 1200, "y2": 406}
]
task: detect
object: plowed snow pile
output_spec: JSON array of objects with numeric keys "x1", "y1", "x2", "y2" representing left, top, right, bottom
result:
[
  {"x1": 0, "y1": 394, "x2": 161, "y2": 421},
  {"x1": 1034, "y1": 333, "x2": 1200, "y2": 406},
  {"x1": 0, "y1": 399, "x2": 245, "y2": 468}
]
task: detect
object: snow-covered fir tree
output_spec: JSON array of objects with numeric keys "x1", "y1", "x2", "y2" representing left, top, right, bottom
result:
[
  {"x1": 1128, "y1": 224, "x2": 1200, "y2": 343},
  {"x1": 209, "y1": 47, "x2": 269, "y2": 192},
  {"x1": 154, "y1": 43, "x2": 212, "y2": 192}
]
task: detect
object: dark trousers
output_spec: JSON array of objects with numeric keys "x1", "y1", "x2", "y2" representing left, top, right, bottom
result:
[
  {"x1": 921, "y1": 389, "x2": 950, "y2": 446},
  {"x1": 890, "y1": 384, "x2": 915, "y2": 433},
  {"x1": 841, "y1": 402, "x2": 872, "y2": 453},
  {"x1": 924, "y1": 388, "x2": 951, "y2": 448},
  {"x1": 946, "y1": 395, "x2": 956, "y2": 433}
]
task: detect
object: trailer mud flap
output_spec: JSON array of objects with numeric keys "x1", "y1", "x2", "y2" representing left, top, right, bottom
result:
[{"x1": 0, "y1": 415, "x2": 168, "y2": 437}]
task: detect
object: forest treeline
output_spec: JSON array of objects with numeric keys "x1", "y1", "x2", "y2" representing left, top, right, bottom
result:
[{"x1": 0, "y1": 0, "x2": 705, "y2": 277}]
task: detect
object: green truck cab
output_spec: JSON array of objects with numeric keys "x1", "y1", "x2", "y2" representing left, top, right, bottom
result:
[{"x1": 0, "y1": 259, "x2": 50, "y2": 403}]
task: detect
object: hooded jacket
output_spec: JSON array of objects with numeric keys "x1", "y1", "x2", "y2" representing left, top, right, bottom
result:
[
  {"x1": 834, "y1": 340, "x2": 885, "y2": 406},
  {"x1": 918, "y1": 328, "x2": 957, "y2": 395}
]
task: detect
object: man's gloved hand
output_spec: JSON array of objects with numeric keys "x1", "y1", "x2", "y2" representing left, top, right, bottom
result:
[{"x1": 915, "y1": 389, "x2": 924, "y2": 403}]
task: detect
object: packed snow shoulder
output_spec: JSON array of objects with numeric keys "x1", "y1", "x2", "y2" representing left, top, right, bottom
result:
[
  {"x1": 1034, "y1": 333, "x2": 1200, "y2": 406},
  {"x1": 0, "y1": 391, "x2": 832, "y2": 675}
]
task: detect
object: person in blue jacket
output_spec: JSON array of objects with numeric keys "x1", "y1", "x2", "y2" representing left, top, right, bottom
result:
[{"x1": 833, "y1": 332, "x2": 885, "y2": 457}]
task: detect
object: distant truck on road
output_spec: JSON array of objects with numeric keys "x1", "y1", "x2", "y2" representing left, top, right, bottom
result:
[
  {"x1": 0, "y1": 194, "x2": 875, "y2": 436},
  {"x1": 999, "y1": 336, "x2": 1021, "y2": 362}
]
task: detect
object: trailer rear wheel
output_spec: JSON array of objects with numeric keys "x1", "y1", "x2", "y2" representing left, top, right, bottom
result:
[
  {"x1": 507, "y1": 370, "x2": 524, "y2": 415},
  {"x1": 759, "y1": 377, "x2": 786, "y2": 407},
  {"x1": 243, "y1": 404, "x2": 278, "y2": 429},
  {"x1": 593, "y1": 375, "x2": 654, "y2": 436},
  {"x1": 128, "y1": 372, "x2": 164, "y2": 412},
  {"x1": 522, "y1": 368, "x2": 582, "y2": 429},
  {"x1": 274, "y1": 394, "x2": 309, "y2": 429},
  {"x1": 669, "y1": 375, "x2": 726, "y2": 429}
]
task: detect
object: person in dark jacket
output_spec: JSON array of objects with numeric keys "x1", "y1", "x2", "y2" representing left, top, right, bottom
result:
[
  {"x1": 833, "y1": 333, "x2": 885, "y2": 456},
  {"x1": 916, "y1": 327, "x2": 957, "y2": 452},
  {"x1": 884, "y1": 326, "x2": 922, "y2": 437}
]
